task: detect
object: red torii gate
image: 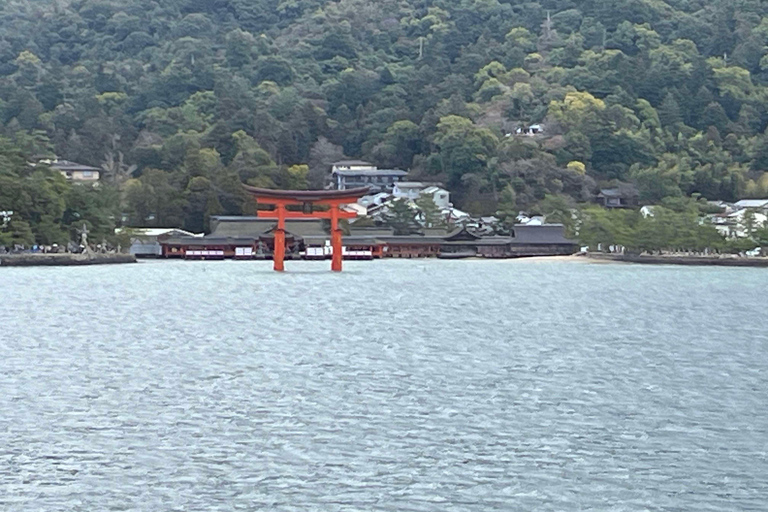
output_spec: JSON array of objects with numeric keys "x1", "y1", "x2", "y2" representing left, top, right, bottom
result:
[{"x1": 243, "y1": 185, "x2": 370, "y2": 272}]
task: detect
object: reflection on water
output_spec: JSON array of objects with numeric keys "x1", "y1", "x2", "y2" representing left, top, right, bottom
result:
[{"x1": 1, "y1": 259, "x2": 767, "y2": 511}]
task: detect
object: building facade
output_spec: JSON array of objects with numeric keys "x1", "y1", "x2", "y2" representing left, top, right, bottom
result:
[{"x1": 160, "y1": 217, "x2": 578, "y2": 261}]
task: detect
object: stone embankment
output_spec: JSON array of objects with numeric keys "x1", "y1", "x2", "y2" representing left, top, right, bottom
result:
[
  {"x1": 586, "y1": 253, "x2": 768, "y2": 267},
  {"x1": 0, "y1": 253, "x2": 137, "y2": 267}
]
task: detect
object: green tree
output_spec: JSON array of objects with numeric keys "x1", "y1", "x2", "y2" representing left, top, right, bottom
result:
[
  {"x1": 384, "y1": 198, "x2": 418, "y2": 235},
  {"x1": 415, "y1": 194, "x2": 444, "y2": 228},
  {"x1": 0, "y1": 218, "x2": 35, "y2": 247},
  {"x1": 430, "y1": 115, "x2": 498, "y2": 186},
  {"x1": 184, "y1": 176, "x2": 222, "y2": 234}
]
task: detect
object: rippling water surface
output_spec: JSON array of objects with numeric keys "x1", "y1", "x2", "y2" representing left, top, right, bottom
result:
[{"x1": 1, "y1": 259, "x2": 767, "y2": 511}]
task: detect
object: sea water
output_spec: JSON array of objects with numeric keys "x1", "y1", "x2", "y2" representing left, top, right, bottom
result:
[{"x1": 1, "y1": 259, "x2": 766, "y2": 511}]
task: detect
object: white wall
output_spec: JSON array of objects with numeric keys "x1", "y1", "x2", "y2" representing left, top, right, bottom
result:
[{"x1": 430, "y1": 190, "x2": 451, "y2": 208}]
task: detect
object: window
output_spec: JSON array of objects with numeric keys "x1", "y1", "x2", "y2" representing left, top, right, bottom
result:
[{"x1": 82, "y1": 171, "x2": 93, "y2": 178}]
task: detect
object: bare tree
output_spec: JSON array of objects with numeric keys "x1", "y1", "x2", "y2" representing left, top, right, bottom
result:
[
  {"x1": 307, "y1": 136, "x2": 347, "y2": 189},
  {"x1": 101, "y1": 134, "x2": 137, "y2": 186}
]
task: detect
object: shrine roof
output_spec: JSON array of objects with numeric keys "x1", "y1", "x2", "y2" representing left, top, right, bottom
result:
[
  {"x1": 210, "y1": 217, "x2": 327, "y2": 238},
  {"x1": 511, "y1": 224, "x2": 576, "y2": 245}
]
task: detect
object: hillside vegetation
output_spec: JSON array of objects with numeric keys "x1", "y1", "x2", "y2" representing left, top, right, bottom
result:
[{"x1": 2, "y1": 0, "x2": 768, "y2": 244}]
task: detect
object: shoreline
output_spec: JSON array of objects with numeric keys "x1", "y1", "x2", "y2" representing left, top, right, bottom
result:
[
  {"x1": 0, "y1": 253, "x2": 137, "y2": 267},
  {"x1": 4, "y1": 252, "x2": 766, "y2": 268},
  {"x1": 585, "y1": 253, "x2": 768, "y2": 268}
]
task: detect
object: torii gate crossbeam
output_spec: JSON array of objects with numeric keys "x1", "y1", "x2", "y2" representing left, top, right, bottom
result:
[{"x1": 243, "y1": 185, "x2": 370, "y2": 272}]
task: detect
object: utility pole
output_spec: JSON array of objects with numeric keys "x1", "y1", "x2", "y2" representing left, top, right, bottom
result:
[{"x1": 419, "y1": 37, "x2": 424, "y2": 60}]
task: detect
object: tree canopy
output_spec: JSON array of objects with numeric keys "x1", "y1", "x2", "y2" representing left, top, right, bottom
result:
[{"x1": 2, "y1": 0, "x2": 768, "y2": 240}]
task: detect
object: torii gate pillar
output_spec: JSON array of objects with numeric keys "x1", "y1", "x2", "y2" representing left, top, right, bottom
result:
[
  {"x1": 243, "y1": 185, "x2": 370, "y2": 272},
  {"x1": 330, "y1": 205, "x2": 343, "y2": 272}
]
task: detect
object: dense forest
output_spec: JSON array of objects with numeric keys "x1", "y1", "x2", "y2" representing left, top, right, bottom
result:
[{"x1": 2, "y1": 0, "x2": 768, "y2": 246}]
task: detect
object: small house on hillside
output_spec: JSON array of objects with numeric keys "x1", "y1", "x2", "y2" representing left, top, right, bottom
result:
[
  {"x1": 597, "y1": 185, "x2": 639, "y2": 209},
  {"x1": 33, "y1": 159, "x2": 101, "y2": 183},
  {"x1": 513, "y1": 124, "x2": 545, "y2": 136}
]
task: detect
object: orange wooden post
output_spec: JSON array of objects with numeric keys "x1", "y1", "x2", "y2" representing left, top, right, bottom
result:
[
  {"x1": 330, "y1": 205, "x2": 342, "y2": 272},
  {"x1": 273, "y1": 203, "x2": 286, "y2": 272}
]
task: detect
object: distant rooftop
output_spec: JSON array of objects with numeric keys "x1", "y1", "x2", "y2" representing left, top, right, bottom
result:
[
  {"x1": 598, "y1": 185, "x2": 639, "y2": 198},
  {"x1": 116, "y1": 227, "x2": 201, "y2": 238},
  {"x1": 333, "y1": 169, "x2": 407, "y2": 176},
  {"x1": 511, "y1": 224, "x2": 575, "y2": 245},
  {"x1": 734, "y1": 199, "x2": 768, "y2": 208},
  {"x1": 38, "y1": 159, "x2": 101, "y2": 171},
  {"x1": 332, "y1": 160, "x2": 374, "y2": 167}
]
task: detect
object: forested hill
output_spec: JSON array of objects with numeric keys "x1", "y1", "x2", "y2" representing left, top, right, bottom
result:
[{"x1": 2, "y1": 0, "x2": 768, "y2": 240}]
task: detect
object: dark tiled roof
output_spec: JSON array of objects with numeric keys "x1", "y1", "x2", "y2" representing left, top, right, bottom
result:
[
  {"x1": 376, "y1": 236, "x2": 445, "y2": 245},
  {"x1": 348, "y1": 227, "x2": 396, "y2": 237},
  {"x1": 303, "y1": 235, "x2": 331, "y2": 245},
  {"x1": 443, "y1": 236, "x2": 513, "y2": 246},
  {"x1": 209, "y1": 217, "x2": 270, "y2": 237},
  {"x1": 209, "y1": 217, "x2": 328, "y2": 238},
  {"x1": 598, "y1": 184, "x2": 639, "y2": 198},
  {"x1": 49, "y1": 160, "x2": 101, "y2": 171},
  {"x1": 162, "y1": 236, "x2": 255, "y2": 246},
  {"x1": 444, "y1": 226, "x2": 482, "y2": 241},
  {"x1": 267, "y1": 220, "x2": 328, "y2": 238},
  {"x1": 510, "y1": 224, "x2": 577, "y2": 245},
  {"x1": 421, "y1": 227, "x2": 450, "y2": 237},
  {"x1": 163, "y1": 217, "x2": 577, "y2": 248}
]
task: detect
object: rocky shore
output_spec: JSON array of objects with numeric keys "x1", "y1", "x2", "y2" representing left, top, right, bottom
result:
[
  {"x1": 0, "y1": 253, "x2": 137, "y2": 267},
  {"x1": 586, "y1": 253, "x2": 768, "y2": 267}
]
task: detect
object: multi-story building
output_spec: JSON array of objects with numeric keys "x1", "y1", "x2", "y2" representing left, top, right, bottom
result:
[{"x1": 330, "y1": 160, "x2": 407, "y2": 193}]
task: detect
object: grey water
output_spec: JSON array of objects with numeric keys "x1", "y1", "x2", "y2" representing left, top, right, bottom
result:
[{"x1": 1, "y1": 259, "x2": 767, "y2": 511}]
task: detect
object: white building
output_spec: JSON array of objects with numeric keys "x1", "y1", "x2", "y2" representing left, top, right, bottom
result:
[
  {"x1": 444, "y1": 207, "x2": 471, "y2": 224},
  {"x1": 422, "y1": 186, "x2": 451, "y2": 209},
  {"x1": 733, "y1": 199, "x2": 768, "y2": 213},
  {"x1": 392, "y1": 182, "x2": 425, "y2": 200},
  {"x1": 117, "y1": 228, "x2": 201, "y2": 257},
  {"x1": 331, "y1": 160, "x2": 377, "y2": 173},
  {"x1": 393, "y1": 182, "x2": 451, "y2": 208},
  {"x1": 330, "y1": 160, "x2": 407, "y2": 193},
  {"x1": 516, "y1": 213, "x2": 546, "y2": 226},
  {"x1": 357, "y1": 192, "x2": 391, "y2": 209},
  {"x1": 710, "y1": 209, "x2": 768, "y2": 239},
  {"x1": 340, "y1": 203, "x2": 367, "y2": 216}
]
